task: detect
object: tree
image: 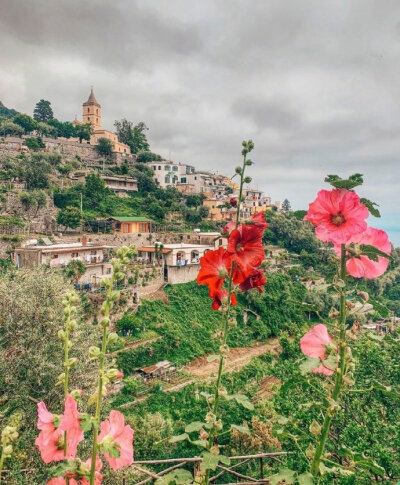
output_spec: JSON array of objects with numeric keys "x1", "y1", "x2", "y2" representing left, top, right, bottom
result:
[
  {"x1": 35, "y1": 122, "x2": 57, "y2": 138},
  {"x1": 13, "y1": 113, "x2": 37, "y2": 134},
  {"x1": 57, "y1": 206, "x2": 82, "y2": 229},
  {"x1": 64, "y1": 259, "x2": 86, "y2": 283},
  {"x1": 33, "y1": 99, "x2": 54, "y2": 122},
  {"x1": 199, "y1": 206, "x2": 209, "y2": 219},
  {"x1": 96, "y1": 137, "x2": 113, "y2": 157},
  {"x1": 24, "y1": 156, "x2": 50, "y2": 190},
  {"x1": 136, "y1": 151, "x2": 162, "y2": 163},
  {"x1": 186, "y1": 195, "x2": 202, "y2": 208},
  {"x1": 19, "y1": 190, "x2": 47, "y2": 215},
  {"x1": 114, "y1": 119, "x2": 150, "y2": 153},
  {"x1": 0, "y1": 121, "x2": 24, "y2": 136},
  {"x1": 281, "y1": 198, "x2": 291, "y2": 212},
  {"x1": 25, "y1": 136, "x2": 45, "y2": 151},
  {"x1": 84, "y1": 174, "x2": 109, "y2": 209},
  {"x1": 75, "y1": 122, "x2": 93, "y2": 142}
]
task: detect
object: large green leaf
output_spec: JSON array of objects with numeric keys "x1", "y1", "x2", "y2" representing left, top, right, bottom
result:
[
  {"x1": 297, "y1": 472, "x2": 314, "y2": 485},
  {"x1": 269, "y1": 468, "x2": 296, "y2": 485},
  {"x1": 169, "y1": 433, "x2": 189, "y2": 443},
  {"x1": 185, "y1": 422, "x2": 206, "y2": 433},
  {"x1": 360, "y1": 197, "x2": 381, "y2": 217},
  {"x1": 300, "y1": 357, "x2": 320, "y2": 375},
  {"x1": 155, "y1": 469, "x2": 193, "y2": 485},
  {"x1": 325, "y1": 173, "x2": 363, "y2": 190},
  {"x1": 200, "y1": 452, "x2": 220, "y2": 471}
]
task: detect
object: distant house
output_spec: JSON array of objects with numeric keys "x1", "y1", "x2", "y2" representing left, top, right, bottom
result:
[
  {"x1": 136, "y1": 360, "x2": 176, "y2": 381},
  {"x1": 138, "y1": 241, "x2": 223, "y2": 284},
  {"x1": 108, "y1": 216, "x2": 152, "y2": 233},
  {"x1": 100, "y1": 175, "x2": 138, "y2": 196},
  {"x1": 14, "y1": 238, "x2": 113, "y2": 285}
]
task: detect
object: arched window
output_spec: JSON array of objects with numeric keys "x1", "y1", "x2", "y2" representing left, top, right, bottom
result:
[
  {"x1": 96, "y1": 109, "x2": 98, "y2": 115},
  {"x1": 165, "y1": 165, "x2": 171, "y2": 171},
  {"x1": 87, "y1": 108, "x2": 90, "y2": 113},
  {"x1": 172, "y1": 166, "x2": 178, "y2": 171},
  {"x1": 165, "y1": 175, "x2": 170, "y2": 184},
  {"x1": 191, "y1": 250, "x2": 199, "y2": 263},
  {"x1": 176, "y1": 251, "x2": 186, "y2": 266}
]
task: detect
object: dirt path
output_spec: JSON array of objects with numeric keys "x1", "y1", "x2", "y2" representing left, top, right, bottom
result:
[{"x1": 184, "y1": 339, "x2": 280, "y2": 379}]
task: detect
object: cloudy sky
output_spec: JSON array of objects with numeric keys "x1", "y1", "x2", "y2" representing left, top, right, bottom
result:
[{"x1": 1, "y1": 0, "x2": 399, "y2": 242}]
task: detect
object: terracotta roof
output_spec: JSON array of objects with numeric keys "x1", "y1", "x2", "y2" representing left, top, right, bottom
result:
[
  {"x1": 138, "y1": 246, "x2": 172, "y2": 254},
  {"x1": 83, "y1": 88, "x2": 100, "y2": 107}
]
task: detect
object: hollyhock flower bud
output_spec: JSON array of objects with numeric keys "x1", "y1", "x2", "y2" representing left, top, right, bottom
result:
[
  {"x1": 219, "y1": 344, "x2": 229, "y2": 356},
  {"x1": 199, "y1": 428, "x2": 209, "y2": 440},
  {"x1": 210, "y1": 444, "x2": 220, "y2": 455},
  {"x1": 309, "y1": 420, "x2": 321, "y2": 435},
  {"x1": 229, "y1": 197, "x2": 238, "y2": 207},
  {"x1": 89, "y1": 346, "x2": 101, "y2": 359}
]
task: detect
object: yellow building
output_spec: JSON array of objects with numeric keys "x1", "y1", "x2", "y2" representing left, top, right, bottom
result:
[
  {"x1": 75, "y1": 89, "x2": 131, "y2": 155},
  {"x1": 108, "y1": 217, "x2": 152, "y2": 234}
]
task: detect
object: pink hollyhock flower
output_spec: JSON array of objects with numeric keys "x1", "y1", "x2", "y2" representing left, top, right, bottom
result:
[
  {"x1": 35, "y1": 395, "x2": 83, "y2": 464},
  {"x1": 300, "y1": 324, "x2": 335, "y2": 376},
  {"x1": 98, "y1": 411, "x2": 134, "y2": 471},
  {"x1": 116, "y1": 371, "x2": 124, "y2": 379},
  {"x1": 334, "y1": 227, "x2": 391, "y2": 279},
  {"x1": 304, "y1": 189, "x2": 369, "y2": 244}
]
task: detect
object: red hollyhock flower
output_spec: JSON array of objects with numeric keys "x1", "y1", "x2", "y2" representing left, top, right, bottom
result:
[
  {"x1": 211, "y1": 289, "x2": 237, "y2": 310},
  {"x1": 239, "y1": 269, "x2": 267, "y2": 293},
  {"x1": 304, "y1": 188, "x2": 369, "y2": 244},
  {"x1": 227, "y1": 225, "x2": 264, "y2": 275},
  {"x1": 197, "y1": 247, "x2": 231, "y2": 295},
  {"x1": 251, "y1": 212, "x2": 268, "y2": 229}
]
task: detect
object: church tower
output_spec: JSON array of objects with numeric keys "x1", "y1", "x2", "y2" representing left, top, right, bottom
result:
[{"x1": 82, "y1": 88, "x2": 101, "y2": 130}]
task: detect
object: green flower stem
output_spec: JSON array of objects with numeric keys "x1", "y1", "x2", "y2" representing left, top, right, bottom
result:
[
  {"x1": 204, "y1": 145, "x2": 250, "y2": 485},
  {"x1": 63, "y1": 307, "x2": 71, "y2": 485},
  {"x1": 0, "y1": 450, "x2": 5, "y2": 484},
  {"x1": 310, "y1": 244, "x2": 347, "y2": 477},
  {"x1": 89, "y1": 299, "x2": 110, "y2": 485}
]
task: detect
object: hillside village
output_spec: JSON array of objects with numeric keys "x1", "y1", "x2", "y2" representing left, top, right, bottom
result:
[{"x1": 0, "y1": 91, "x2": 280, "y2": 290}]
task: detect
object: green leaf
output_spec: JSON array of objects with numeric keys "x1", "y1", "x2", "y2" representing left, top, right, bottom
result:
[
  {"x1": 300, "y1": 357, "x2": 320, "y2": 375},
  {"x1": 185, "y1": 422, "x2": 206, "y2": 433},
  {"x1": 297, "y1": 472, "x2": 314, "y2": 485},
  {"x1": 322, "y1": 354, "x2": 338, "y2": 371},
  {"x1": 231, "y1": 424, "x2": 250, "y2": 434},
  {"x1": 206, "y1": 354, "x2": 219, "y2": 362},
  {"x1": 360, "y1": 244, "x2": 392, "y2": 262},
  {"x1": 325, "y1": 173, "x2": 363, "y2": 190},
  {"x1": 200, "y1": 452, "x2": 220, "y2": 471},
  {"x1": 277, "y1": 415, "x2": 290, "y2": 424},
  {"x1": 270, "y1": 468, "x2": 296, "y2": 485},
  {"x1": 219, "y1": 454, "x2": 231, "y2": 465},
  {"x1": 155, "y1": 469, "x2": 193, "y2": 485},
  {"x1": 360, "y1": 197, "x2": 381, "y2": 217},
  {"x1": 190, "y1": 439, "x2": 207, "y2": 448},
  {"x1": 169, "y1": 433, "x2": 189, "y2": 443},
  {"x1": 229, "y1": 393, "x2": 254, "y2": 410}
]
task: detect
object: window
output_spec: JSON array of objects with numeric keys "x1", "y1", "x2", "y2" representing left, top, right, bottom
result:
[
  {"x1": 52, "y1": 254, "x2": 58, "y2": 259},
  {"x1": 71, "y1": 252, "x2": 79, "y2": 258},
  {"x1": 158, "y1": 166, "x2": 161, "y2": 170},
  {"x1": 181, "y1": 177, "x2": 187, "y2": 183},
  {"x1": 87, "y1": 108, "x2": 90, "y2": 113},
  {"x1": 165, "y1": 165, "x2": 171, "y2": 171},
  {"x1": 90, "y1": 250, "x2": 97, "y2": 255},
  {"x1": 165, "y1": 175, "x2": 170, "y2": 183},
  {"x1": 96, "y1": 109, "x2": 98, "y2": 114},
  {"x1": 173, "y1": 176, "x2": 178, "y2": 183},
  {"x1": 96, "y1": 118, "x2": 98, "y2": 123},
  {"x1": 153, "y1": 166, "x2": 156, "y2": 171},
  {"x1": 106, "y1": 268, "x2": 112, "y2": 275},
  {"x1": 172, "y1": 166, "x2": 178, "y2": 171}
]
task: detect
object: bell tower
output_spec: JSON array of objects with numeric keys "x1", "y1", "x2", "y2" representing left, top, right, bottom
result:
[{"x1": 82, "y1": 87, "x2": 101, "y2": 130}]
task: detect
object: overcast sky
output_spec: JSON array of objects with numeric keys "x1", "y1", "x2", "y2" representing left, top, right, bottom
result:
[{"x1": 1, "y1": 0, "x2": 399, "y2": 242}]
